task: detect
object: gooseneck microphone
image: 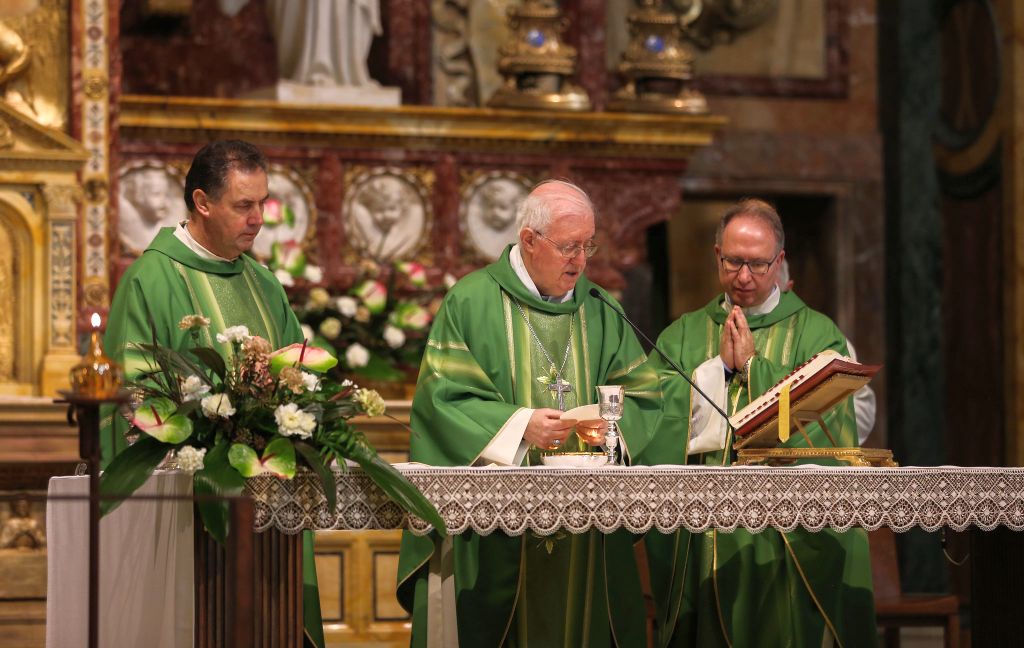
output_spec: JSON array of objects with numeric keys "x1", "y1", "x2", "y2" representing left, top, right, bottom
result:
[{"x1": 588, "y1": 287, "x2": 734, "y2": 431}]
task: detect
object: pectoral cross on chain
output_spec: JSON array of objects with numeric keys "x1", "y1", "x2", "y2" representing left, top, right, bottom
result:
[{"x1": 549, "y1": 375, "x2": 572, "y2": 411}]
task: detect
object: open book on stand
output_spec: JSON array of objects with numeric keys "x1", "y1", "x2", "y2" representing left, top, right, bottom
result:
[{"x1": 730, "y1": 350, "x2": 881, "y2": 450}]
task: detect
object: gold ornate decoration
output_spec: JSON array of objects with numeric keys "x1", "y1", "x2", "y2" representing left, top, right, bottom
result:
[
  {"x1": 608, "y1": 0, "x2": 707, "y2": 114},
  {"x1": 120, "y1": 95, "x2": 726, "y2": 160},
  {"x1": 41, "y1": 182, "x2": 83, "y2": 212},
  {"x1": 79, "y1": 0, "x2": 110, "y2": 310},
  {"x1": 735, "y1": 447, "x2": 898, "y2": 468},
  {"x1": 83, "y1": 72, "x2": 107, "y2": 100},
  {"x1": 0, "y1": 220, "x2": 14, "y2": 381},
  {"x1": 0, "y1": 117, "x2": 11, "y2": 149},
  {"x1": 487, "y1": 0, "x2": 591, "y2": 111},
  {"x1": 0, "y1": 0, "x2": 70, "y2": 130}
]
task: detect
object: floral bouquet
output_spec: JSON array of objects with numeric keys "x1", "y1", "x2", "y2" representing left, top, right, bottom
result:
[
  {"x1": 274, "y1": 252, "x2": 453, "y2": 385},
  {"x1": 99, "y1": 315, "x2": 445, "y2": 542}
]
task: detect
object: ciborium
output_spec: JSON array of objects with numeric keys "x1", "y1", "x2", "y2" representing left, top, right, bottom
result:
[
  {"x1": 487, "y1": 0, "x2": 591, "y2": 111},
  {"x1": 608, "y1": 0, "x2": 708, "y2": 114}
]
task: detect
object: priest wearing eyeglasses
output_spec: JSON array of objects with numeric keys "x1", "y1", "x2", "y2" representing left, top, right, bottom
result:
[
  {"x1": 397, "y1": 180, "x2": 663, "y2": 647},
  {"x1": 642, "y1": 198, "x2": 876, "y2": 647}
]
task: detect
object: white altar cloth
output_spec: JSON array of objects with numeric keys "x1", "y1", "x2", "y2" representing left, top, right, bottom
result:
[{"x1": 45, "y1": 471, "x2": 194, "y2": 648}]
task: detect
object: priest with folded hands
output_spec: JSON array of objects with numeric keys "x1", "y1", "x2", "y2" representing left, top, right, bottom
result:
[
  {"x1": 642, "y1": 198, "x2": 876, "y2": 647},
  {"x1": 397, "y1": 180, "x2": 664, "y2": 647}
]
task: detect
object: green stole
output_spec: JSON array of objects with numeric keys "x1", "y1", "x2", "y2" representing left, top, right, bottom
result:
[
  {"x1": 642, "y1": 291, "x2": 876, "y2": 648},
  {"x1": 397, "y1": 245, "x2": 663, "y2": 647},
  {"x1": 101, "y1": 228, "x2": 323, "y2": 648}
]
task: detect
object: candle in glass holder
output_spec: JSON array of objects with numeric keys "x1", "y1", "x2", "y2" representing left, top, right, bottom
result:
[{"x1": 69, "y1": 313, "x2": 123, "y2": 399}]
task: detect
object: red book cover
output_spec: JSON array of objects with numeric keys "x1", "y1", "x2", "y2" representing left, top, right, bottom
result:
[{"x1": 730, "y1": 351, "x2": 881, "y2": 448}]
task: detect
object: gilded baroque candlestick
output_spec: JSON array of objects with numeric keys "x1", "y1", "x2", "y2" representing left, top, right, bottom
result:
[
  {"x1": 487, "y1": 0, "x2": 591, "y2": 111},
  {"x1": 608, "y1": 0, "x2": 708, "y2": 114}
]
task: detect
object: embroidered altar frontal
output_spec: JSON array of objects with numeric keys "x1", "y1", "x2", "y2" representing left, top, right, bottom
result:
[{"x1": 246, "y1": 465, "x2": 1024, "y2": 535}]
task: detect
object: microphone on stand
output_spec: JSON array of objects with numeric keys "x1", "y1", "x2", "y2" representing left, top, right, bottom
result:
[{"x1": 588, "y1": 287, "x2": 734, "y2": 432}]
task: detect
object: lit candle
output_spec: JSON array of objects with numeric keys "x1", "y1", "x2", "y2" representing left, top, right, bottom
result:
[{"x1": 69, "y1": 312, "x2": 123, "y2": 398}]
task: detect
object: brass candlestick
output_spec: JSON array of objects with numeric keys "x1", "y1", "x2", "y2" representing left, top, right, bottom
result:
[
  {"x1": 608, "y1": 0, "x2": 708, "y2": 114},
  {"x1": 487, "y1": 0, "x2": 591, "y2": 111},
  {"x1": 69, "y1": 313, "x2": 123, "y2": 399}
]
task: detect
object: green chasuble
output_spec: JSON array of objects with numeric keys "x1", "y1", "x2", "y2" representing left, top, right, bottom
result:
[
  {"x1": 641, "y1": 291, "x2": 876, "y2": 648},
  {"x1": 397, "y1": 245, "x2": 664, "y2": 648},
  {"x1": 101, "y1": 227, "x2": 325, "y2": 648}
]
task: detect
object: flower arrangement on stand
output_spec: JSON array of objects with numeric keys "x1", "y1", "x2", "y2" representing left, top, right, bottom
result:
[
  {"x1": 270, "y1": 247, "x2": 454, "y2": 396},
  {"x1": 99, "y1": 315, "x2": 445, "y2": 542}
]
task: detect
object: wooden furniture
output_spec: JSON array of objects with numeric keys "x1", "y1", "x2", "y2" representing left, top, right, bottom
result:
[{"x1": 869, "y1": 527, "x2": 959, "y2": 647}]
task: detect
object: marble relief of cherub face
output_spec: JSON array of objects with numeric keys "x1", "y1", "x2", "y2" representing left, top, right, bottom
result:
[
  {"x1": 357, "y1": 178, "x2": 410, "y2": 235},
  {"x1": 479, "y1": 181, "x2": 520, "y2": 231}
]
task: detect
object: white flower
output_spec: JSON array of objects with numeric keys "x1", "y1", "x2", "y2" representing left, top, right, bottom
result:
[
  {"x1": 335, "y1": 296, "x2": 358, "y2": 318},
  {"x1": 178, "y1": 314, "x2": 211, "y2": 331},
  {"x1": 301, "y1": 371, "x2": 321, "y2": 392},
  {"x1": 201, "y1": 393, "x2": 236, "y2": 419},
  {"x1": 274, "y1": 269, "x2": 294, "y2": 287},
  {"x1": 341, "y1": 378, "x2": 355, "y2": 389},
  {"x1": 308, "y1": 288, "x2": 331, "y2": 310},
  {"x1": 319, "y1": 317, "x2": 342, "y2": 339},
  {"x1": 177, "y1": 446, "x2": 207, "y2": 474},
  {"x1": 303, "y1": 264, "x2": 324, "y2": 283},
  {"x1": 383, "y1": 324, "x2": 406, "y2": 349},
  {"x1": 216, "y1": 325, "x2": 250, "y2": 344},
  {"x1": 443, "y1": 273, "x2": 458, "y2": 290},
  {"x1": 180, "y1": 375, "x2": 210, "y2": 402},
  {"x1": 301, "y1": 324, "x2": 315, "y2": 343},
  {"x1": 345, "y1": 343, "x2": 370, "y2": 368},
  {"x1": 355, "y1": 388, "x2": 386, "y2": 417},
  {"x1": 274, "y1": 403, "x2": 317, "y2": 439}
]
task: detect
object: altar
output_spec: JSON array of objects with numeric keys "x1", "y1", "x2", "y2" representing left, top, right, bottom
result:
[{"x1": 44, "y1": 464, "x2": 1024, "y2": 647}]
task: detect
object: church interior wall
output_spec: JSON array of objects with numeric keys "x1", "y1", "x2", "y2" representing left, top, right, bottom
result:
[{"x1": 7, "y1": 0, "x2": 1011, "y2": 644}]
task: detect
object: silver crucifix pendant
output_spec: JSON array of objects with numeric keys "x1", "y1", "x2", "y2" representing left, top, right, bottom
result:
[{"x1": 549, "y1": 376, "x2": 572, "y2": 411}]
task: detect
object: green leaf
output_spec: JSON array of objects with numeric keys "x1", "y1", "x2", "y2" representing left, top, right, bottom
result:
[
  {"x1": 294, "y1": 441, "x2": 337, "y2": 514},
  {"x1": 189, "y1": 347, "x2": 227, "y2": 381},
  {"x1": 283, "y1": 204, "x2": 296, "y2": 227},
  {"x1": 100, "y1": 435, "x2": 169, "y2": 516},
  {"x1": 348, "y1": 443, "x2": 446, "y2": 534},
  {"x1": 193, "y1": 440, "x2": 246, "y2": 544},
  {"x1": 227, "y1": 438, "x2": 296, "y2": 479}
]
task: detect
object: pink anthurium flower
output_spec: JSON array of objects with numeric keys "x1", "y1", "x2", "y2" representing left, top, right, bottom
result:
[
  {"x1": 397, "y1": 261, "x2": 428, "y2": 287},
  {"x1": 392, "y1": 303, "x2": 433, "y2": 331},
  {"x1": 131, "y1": 397, "x2": 193, "y2": 444},
  {"x1": 263, "y1": 198, "x2": 296, "y2": 228},
  {"x1": 228, "y1": 438, "x2": 296, "y2": 479},
  {"x1": 270, "y1": 240, "x2": 306, "y2": 277},
  {"x1": 353, "y1": 280, "x2": 387, "y2": 314},
  {"x1": 269, "y1": 341, "x2": 339, "y2": 375}
]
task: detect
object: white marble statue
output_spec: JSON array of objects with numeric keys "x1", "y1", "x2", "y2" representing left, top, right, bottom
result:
[{"x1": 219, "y1": 0, "x2": 399, "y2": 105}]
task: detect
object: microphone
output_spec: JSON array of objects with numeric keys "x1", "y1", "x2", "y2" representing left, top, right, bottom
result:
[{"x1": 588, "y1": 287, "x2": 734, "y2": 430}]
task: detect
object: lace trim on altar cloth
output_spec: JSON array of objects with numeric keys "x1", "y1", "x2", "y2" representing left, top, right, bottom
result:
[{"x1": 245, "y1": 465, "x2": 1024, "y2": 536}]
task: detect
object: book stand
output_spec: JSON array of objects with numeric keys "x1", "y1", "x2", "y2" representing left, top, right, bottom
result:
[{"x1": 732, "y1": 377, "x2": 897, "y2": 467}]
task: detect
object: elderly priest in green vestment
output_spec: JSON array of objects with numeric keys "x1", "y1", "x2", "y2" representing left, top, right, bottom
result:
[
  {"x1": 397, "y1": 180, "x2": 663, "y2": 647},
  {"x1": 643, "y1": 198, "x2": 876, "y2": 648},
  {"x1": 101, "y1": 140, "x2": 325, "y2": 648}
]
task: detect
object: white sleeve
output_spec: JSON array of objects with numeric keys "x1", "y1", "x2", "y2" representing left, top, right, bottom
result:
[
  {"x1": 688, "y1": 356, "x2": 729, "y2": 455},
  {"x1": 476, "y1": 407, "x2": 532, "y2": 466},
  {"x1": 844, "y1": 339, "x2": 877, "y2": 444}
]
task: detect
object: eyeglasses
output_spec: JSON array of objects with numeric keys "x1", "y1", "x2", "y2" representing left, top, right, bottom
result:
[
  {"x1": 719, "y1": 253, "x2": 779, "y2": 276},
  {"x1": 535, "y1": 231, "x2": 599, "y2": 259}
]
